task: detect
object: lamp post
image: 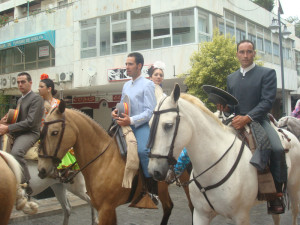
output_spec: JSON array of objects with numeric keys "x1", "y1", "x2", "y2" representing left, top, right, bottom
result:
[{"x1": 269, "y1": 2, "x2": 291, "y2": 117}]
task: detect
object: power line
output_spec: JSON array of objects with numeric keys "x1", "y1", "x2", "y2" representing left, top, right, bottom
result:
[{"x1": 228, "y1": 0, "x2": 261, "y2": 12}]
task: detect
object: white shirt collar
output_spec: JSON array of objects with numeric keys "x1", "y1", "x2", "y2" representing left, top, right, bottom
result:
[
  {"x1": 240, "y1": 63, "x2": 255, "y2": 76},
  {"x1": 21, "y1": 90, "x2": 32, "y2": 99}
]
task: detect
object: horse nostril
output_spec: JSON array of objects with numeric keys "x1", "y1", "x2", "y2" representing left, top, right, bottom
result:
[
  {"x1": 154, "y1": 171, "x2": 162, "y2": 180},
  {"x1": 38, "y1": 168, "x2": 46, "y2": 179}
]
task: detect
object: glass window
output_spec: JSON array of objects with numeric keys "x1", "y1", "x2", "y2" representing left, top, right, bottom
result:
[
  {"x1": 236, "y1": 16, "x2": 246, "y2": 43},
  {"x1": 265, "y1": 40, "x2": 272, "y2": 54},
  {"x1": 247, "y1": 22, "x2": 256, "y2": 46},
  {"x1": 100, "y1": 16, "x2": 110, "y2": 56},
  {"x1": 172, "y1": 8, "x2": 195, "y2": 45},
  {"x1": 225, "y1": 21, "x2": 235, "y2": 37},
  {"x1": 0, "y1": 41, "x2": 55, "y2": 75},
  {"x1": 81, "y1": 18, "x2": 97, "y2": 58},
  {"x1": 153, "y1": 14, "x2": 170, "y2": 37},
  {"x1": 153, "y1": 38, "x2": 171, "y2": 48},
  {"x1": 131, "y1": 7, "x2": 151, "y2": 51},
  {"x1": 225, "y1": 11, "x2": 234, "y2": 21},
  {"x1": 111, "y1": 12, "x2": 127, "y2": 54},
  {"x1": 198, "y1": 9, "x2": 210, "y2": 43},
  {"x1": 273, "y1": 43, "x2": 279, "y2": 56}
]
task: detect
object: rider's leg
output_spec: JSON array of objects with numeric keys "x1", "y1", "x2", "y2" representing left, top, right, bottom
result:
[
  {"x1": 131, "y1": 123, "x2": 158, "y2": 204},
  {"x1": 10, "y1": 133, "x2": 39, "y2": 194},
  {"x1": 261, "y1": 119, "x2": 287, "y2": 214}
]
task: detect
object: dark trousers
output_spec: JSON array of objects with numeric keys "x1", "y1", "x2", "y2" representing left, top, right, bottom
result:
[
  {"x1": 11, "y1": 133, "x2": 39, "y2": 183},
  {"x1": 260, "y1": 119, "x2": 287, "y2": 184}
]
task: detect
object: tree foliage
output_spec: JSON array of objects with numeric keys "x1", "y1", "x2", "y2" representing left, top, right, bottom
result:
[
  {"x1": 183, "y1": 29, "x2": 239, "y2": 111},
  {"x1": 251, "y1": 0, "x2": 274, "y2": 12},
  {"x1": 286, "y1": 16, "x2": 300, "y2": 38}
]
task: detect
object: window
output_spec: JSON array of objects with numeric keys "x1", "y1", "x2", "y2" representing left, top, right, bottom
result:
[
  {"x1": 131, "y1": 7, "x2": 151, "y2": 51},
  {"x1": 100, "y1": 16, "x2": 110, "y2": 56},
  {"x1": 81, "y1": 18, "x2": 97, "y2": 58},
  {"x1": 172, "y1": 8, "x2": 195, "y2": 45},
  {"x1": 0, "y1": 41, "x2": 55, "y2": 75},
  {"x1": 198, "y1": 9, "x2": 210, "y2": 42},
  {"x1": 112, "y1": 12, "x2": 127, "y2": 54},
  {"x1": 236, "y1": 17, "x2": 246, "y2": 43},
  {"x1": 153, "y1": 13, "x2": 171, "y2": 48},
  {"x1": 273, "y1": 43, "x2": 279, "y2": 56}
]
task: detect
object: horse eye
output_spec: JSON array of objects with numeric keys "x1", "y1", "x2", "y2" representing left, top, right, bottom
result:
[
  {"x1": 164, "y1": 123, "x2": 173, "y2": 131},
  {"x1": 51, "y1": 131, "x2": 59, "y2": 136}
]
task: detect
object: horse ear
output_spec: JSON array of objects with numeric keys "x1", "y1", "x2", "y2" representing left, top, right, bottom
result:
[
  {"x1": 58, "y1": 100, "x2": 66, "y2": 114},
  {"x1": 171, "y1": 83, "x2": 180, "y2": 103}
]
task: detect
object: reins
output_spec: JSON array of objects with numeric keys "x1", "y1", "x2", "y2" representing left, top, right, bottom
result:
[
  {"x1": 148, "y1": 95, "x2": 246, "y2": 211},
  {"x1": 148, "y1": 96, "x2": 180, "y2": 165},
  {"x1": 39, "y1": 110, "x2": 118, "y2": 183}
]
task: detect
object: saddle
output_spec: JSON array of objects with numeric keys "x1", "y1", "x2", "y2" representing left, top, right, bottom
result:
[{"x1": 218, "y1": 111, "x2": 291, "y2": 201}]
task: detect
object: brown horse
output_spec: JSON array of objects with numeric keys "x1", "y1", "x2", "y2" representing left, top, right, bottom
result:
[
  {"x1": 37, "y1": 101, "x2": 192, "y2": 225},
  {"x1": 0, "y1": 151, "x2": 22, "y2": 224}
]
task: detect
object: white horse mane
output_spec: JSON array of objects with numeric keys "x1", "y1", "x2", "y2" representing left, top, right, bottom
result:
[{"x1": 180, "y1": 93, "x2": 226, "y2": 128}]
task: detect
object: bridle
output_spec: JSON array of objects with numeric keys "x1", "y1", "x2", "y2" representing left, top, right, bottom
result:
[
  {"x1": 148, "y1": 96, "x2": 180, "y2": 165},
  {"x1": 38, "y1": 112, "x2": 66, "y2": 166}
]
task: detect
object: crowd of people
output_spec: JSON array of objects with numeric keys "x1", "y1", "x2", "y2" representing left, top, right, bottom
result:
[{"x1": 0, "y1": 39, "x2": 293, "y2": 214}]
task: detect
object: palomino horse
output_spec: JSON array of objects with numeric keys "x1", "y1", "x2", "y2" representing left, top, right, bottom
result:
[
  {"x1": 1, "y1": 135, "x2": 98, "y2": 225},
  {"x1": 37, "y1": 101, "x2": 192, "y2": 225},
  {"x1": 147, "y1": 84, "x2": 300, "y2": 225},
  {"x1": 0, "y1": 151, "x2": 39, "y2": 224}
]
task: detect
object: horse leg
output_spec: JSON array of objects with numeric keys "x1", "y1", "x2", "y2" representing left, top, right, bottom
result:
[
  {"x1": 271, "y1": 214, "x2": 280, "y2": 225},
  {"x1": 158, "y1": 182, "x2": 173, "y2": 225},
  {"x1": 288, "y1": 188, "x2": 300, "y2": 225},
  {"x1": 193, "y1": 208, "x2": 211, "y2": 225},
  {"x1": 97, "y1": 205, "x2": 117, "y2": 225},
  {"x1": 51, "y1": 183, "x2": 71, "y2": 225},
  {"x1": 179, "y1": 169, "x2": 194, "y2": 213},
  {"x1": 232, "y1": 212, "x2": 251, "y2": 225},
  {"x1": 66, "y1": 184, "x2": 99, "y2": 225}
]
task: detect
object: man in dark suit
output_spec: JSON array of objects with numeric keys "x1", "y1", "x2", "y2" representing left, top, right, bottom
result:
[
  {"x1": 218, "y1": 40, "x2": 286, "y2": 214},
  {"x1": 0, "y1": 72, "x2": 44, "y2": 192}
]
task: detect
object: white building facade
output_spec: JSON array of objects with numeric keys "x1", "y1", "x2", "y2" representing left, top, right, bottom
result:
[{"x1": 0, "y1": 0, "x2": 299, "y2": 128}]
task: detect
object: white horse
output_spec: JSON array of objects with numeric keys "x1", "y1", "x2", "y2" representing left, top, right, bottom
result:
[
  {"x1": 27, "y1": 160, "x2": 98, "y2": 225},
  {"x1": 1, "y1": 135, "x2": 98, "y2": 225},
  {"x1": 148, "y1": 84, "x2": 300, "y2": 225}
]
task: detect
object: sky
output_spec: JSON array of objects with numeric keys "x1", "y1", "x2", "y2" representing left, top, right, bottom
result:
[{"x1": 280, "y1": 0, "x2": 300, "y2": 19}]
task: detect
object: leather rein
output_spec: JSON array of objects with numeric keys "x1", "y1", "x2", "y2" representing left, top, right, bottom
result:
[
  {"x1": 38, "y1": 109, "x2": 117, "y2": 183},
  {"x1": 147, "y1": 96, "x2": 246, "y2": 210},
  {"x1": 148, "y1": 96, "x2": 179, "y2": 165}
]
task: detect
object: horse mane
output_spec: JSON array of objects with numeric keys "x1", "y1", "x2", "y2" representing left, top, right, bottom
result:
[
  {"x1": 180, "y1": 93, "x2": 225, "y2": 128},
  {"x1": 67, "y1": 108, "x2": 110, "y2": 137}
]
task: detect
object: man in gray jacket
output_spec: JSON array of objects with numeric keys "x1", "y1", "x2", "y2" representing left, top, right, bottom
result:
[
  {"x1": 218, "y1": 40, "x2": 286, "y2": 214},
  {"x1": 0, "y1": 72, "x2": 44, "y2": 192}
]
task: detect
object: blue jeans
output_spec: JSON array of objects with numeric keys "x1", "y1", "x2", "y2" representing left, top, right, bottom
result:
[{"x1": 131, "y1": 123, "x2": 151, "y2": 178}]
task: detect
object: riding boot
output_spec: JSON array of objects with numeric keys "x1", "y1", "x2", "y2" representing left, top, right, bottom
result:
[
  {"x1": 145, "y1": 177, "x2": 159, "y2": 205},
  {"x1": 267, "y1": 182, "x2": 285, "y2": 214}
]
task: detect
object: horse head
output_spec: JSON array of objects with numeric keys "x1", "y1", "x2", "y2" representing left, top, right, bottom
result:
[
  {"x1": 38, "y1": 100, "x2": 76, "y2": 179},
  {"x1": 148, "y1": 83, "x2": 190, "y2": 181}
]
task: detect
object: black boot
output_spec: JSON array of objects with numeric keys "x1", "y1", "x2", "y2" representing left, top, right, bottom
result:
[
  {"x1": 267, "y1": 182, "x2": 285, "y2": 214},
  {"x1": 145, "y1": 177, "x2": 159, "y2": 205}
]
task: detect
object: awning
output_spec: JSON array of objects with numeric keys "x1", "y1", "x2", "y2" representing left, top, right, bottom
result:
[{"x1": 0, "y1": 30, "x2": 55, "y2": 51}]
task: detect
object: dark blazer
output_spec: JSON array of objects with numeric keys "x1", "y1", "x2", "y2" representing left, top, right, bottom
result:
[
  {"x1": 227, "y1": 65, "x2": 277, "y2": 122},
  {"x1": 8, "y1": 91, "x2": 44, "y2": 136}
]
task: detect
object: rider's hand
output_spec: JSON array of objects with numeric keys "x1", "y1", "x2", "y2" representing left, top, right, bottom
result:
[
  {"x1": 111, "y1": 109, "x2": 118, "y2": 120},
  {"x1": 0, "y1": 124, "x2": 9, "y2": 135},
  {"x1": 116, "y1": 113, "x2": 131, "y2": 126},
  {"x1": 231, "y1": 115, "x2": 251, "y2": 130}
]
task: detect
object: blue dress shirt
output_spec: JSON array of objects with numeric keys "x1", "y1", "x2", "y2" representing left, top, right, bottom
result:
[{"x1": 121, "y1": 76, "x2": 156, "y2": 128}]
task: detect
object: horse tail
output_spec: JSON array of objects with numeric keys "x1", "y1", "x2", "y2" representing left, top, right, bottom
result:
[
  {"x1": 0, "y1": 151, "x2": 22, "y2": 183},
  {"x1": 0, "y1": 151, "x2": 39, "y2": 215}
]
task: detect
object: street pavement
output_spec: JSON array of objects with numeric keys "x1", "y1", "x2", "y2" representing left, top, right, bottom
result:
[{"x1": 9, "y1": 183, "x2": 300, "y2": 225}]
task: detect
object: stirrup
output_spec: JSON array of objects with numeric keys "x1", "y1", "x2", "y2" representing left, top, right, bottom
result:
[{"x1": 267, "y1": 197, "x2": 285, "y2": 214}]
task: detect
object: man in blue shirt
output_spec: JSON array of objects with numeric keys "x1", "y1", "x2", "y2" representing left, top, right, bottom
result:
[{"x1": 112, "y1": 52, "x2": 157, "y2": 204}]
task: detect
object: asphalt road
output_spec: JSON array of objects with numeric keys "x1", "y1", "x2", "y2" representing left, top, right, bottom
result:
[{"x1": 9, "y1": 183, "x2": 300, "y2": 225}]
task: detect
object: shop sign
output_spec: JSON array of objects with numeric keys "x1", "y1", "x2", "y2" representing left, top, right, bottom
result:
[{"x1": 73, "y1": 96, "x2": 95, "y2": 103}]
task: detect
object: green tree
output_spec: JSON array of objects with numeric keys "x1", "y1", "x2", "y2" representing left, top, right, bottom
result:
[
  {"x1": 286, "y1": 16, "x2": 300, "y2": 38},
  {"x1": 251, "y1": 0, "x2": 274, "y2": 12},
  {"x1": 183, "y1": 29, "x2": 239, "y2": 111}
]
